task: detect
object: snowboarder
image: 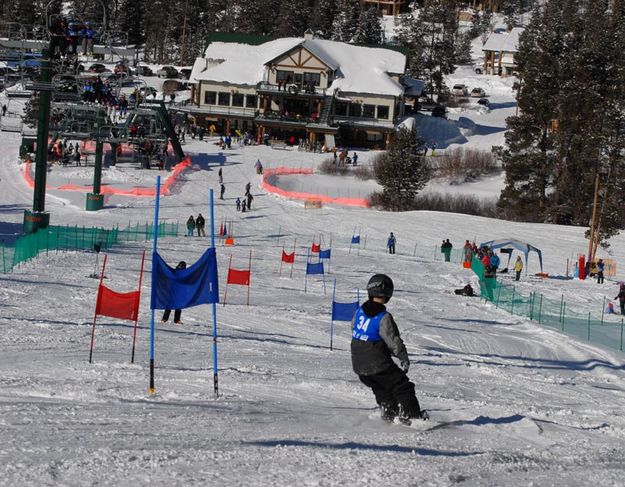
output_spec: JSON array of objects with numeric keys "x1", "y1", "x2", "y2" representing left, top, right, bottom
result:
[
  {"x1": 220, "y1": 183, "x2": 225, "y2": 200},
  {"x1": 236, "y1": 198, "x2": 241, "y2": 211},
  {"x1": 596, "y1": 259, "x2": 605, "y2": 284},
  {"x1": 161, "y1": 261, "x2": 187, "y2": 324},
  {"x1": 615, "y1": 283, "x2": 625, "y2": 314},
  {"x1": 514, "y1": 256, "x2": 523, "y2": 281},
  {"x1": 351, "y1": 274, "x2": 427, "y2": 423},
  {"x1": 387, "y1": 232, "x2": 396, "y2": 254},
  {"x1": 186, "y1": 215, "x2": 195, "y2": 236},
  {"x1": 196, "y1": 213, "x2": 206, "y2": 237}
]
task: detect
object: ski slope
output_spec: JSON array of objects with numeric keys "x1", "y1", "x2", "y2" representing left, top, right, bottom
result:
[{"x1": 1, "y1": 132, "x2": 625, "y2": 486}]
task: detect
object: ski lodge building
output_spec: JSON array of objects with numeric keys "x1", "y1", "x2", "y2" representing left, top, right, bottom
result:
[
  {"x1": 187, "y1": 31, "x2": 410, "y2": 149},
  {"x1": 481, "y1": 27, "x2": 524, "y2": 77}
]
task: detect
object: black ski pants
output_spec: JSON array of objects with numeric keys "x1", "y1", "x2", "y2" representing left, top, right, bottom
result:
[
  {"x1": 358, "y1": 362, "x2": 420, "y2": 414},
  {"x1": 162, "y1": 309, "x2": 181, "y2": 323}
]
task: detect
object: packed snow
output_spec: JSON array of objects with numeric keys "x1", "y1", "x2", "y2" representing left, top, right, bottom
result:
[{"x1": 1, "y1": 55, "x2": 625, "y2": 486}]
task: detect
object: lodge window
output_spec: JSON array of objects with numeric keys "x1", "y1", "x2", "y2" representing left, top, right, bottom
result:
[
  {"x1": 204, "y1": 91, "x2": 216, "y2": 105},
  {"x1": 335, "y1": 102, "x2": 348, "y2": 116},
  {"x1": 349, "y1": 103, "x2": 362, "y2": 117},
  {"x1": 276, "y1": 70, "x2": 294, "y2": 83},
  {"x1": 362, "y1": 104, "x2": 375, "y2": 119},
  {"x1": 303, "y1": 72, "x2": 321, "y2": 87},
  {"x1": 218, "y1": 92, "x2": 230, "y2": 106},
  {"x1": 246, "y1": 95, "x2": 257, "y2": 108},
  {"x1": 377, "y1": 105, "x2": 389, "y2": 120},
  {"x1": 232, "y1": 93, "x2": 244, "y2": 107}
]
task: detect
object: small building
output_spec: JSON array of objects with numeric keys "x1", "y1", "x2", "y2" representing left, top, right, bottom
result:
[
  {"x1": 360, "y1": 0, "x2": 410, "y2": 16},
  {"x1": 482, "y1": 27, "x2": 523, "y2": 77},
  {"x1": 186, "y1": 31, "x2": 408, "y2": 148}
]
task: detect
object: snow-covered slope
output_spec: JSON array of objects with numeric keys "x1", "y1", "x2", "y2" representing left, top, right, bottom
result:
[{"x1": 1, "y1": 134, "x2": 625, "y2": 486}]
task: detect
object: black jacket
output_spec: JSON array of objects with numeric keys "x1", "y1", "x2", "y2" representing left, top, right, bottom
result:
[{"x1": 351, "y1": 300, "x2": 409, "y2": 376}]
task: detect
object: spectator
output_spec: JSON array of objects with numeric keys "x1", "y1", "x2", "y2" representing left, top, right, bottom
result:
[
  {"x1": 514, "y1": 256, "x2": 523, "y2": 281},
  {"x1": 387, "y1": 232, "x2": 396, "y2": 254}
]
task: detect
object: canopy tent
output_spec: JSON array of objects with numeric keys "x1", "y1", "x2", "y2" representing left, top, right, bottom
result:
[{"x1": 479, "y1": 239, "x2": 543, "y2": 273}]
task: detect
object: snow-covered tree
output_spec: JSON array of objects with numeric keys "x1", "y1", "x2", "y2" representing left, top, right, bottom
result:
[{"x1": 352, "y1": 7, "x2": 383, "y2": 45}]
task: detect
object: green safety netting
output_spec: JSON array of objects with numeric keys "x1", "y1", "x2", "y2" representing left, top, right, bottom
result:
[
  {"x1": 1, "y1": 221, "x2": 179, "y2": 273},
  {"x1": 473, "y1": 257, "x2": 625, "y2": 352}
]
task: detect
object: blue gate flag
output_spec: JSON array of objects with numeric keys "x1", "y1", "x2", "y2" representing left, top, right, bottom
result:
[
  {"x1": 331, "y1": 301, "x2": 359, "y2": 322},
  {"x1": 319, "y1": 248, "x2": 332, "y2": 259},
  {"x1": 351, "y1": 235, "x2": 360, "y2": 244},
  {"x1": 306, "y1": 262, "x2": 324, "y2": 275},
  {"x1": 151, "y1": 249, "x2": 219, "y2": 309}
]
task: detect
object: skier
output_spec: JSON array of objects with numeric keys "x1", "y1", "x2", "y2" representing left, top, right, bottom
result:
[
  {"x1": 615, "y1": 283, "x2": 625, "y2": 314},
  {"x1": 387, "y1": 232, "x2": 396, "y2": 254},
  {"x1": 596, "y1": 259, "x2": 605, "y2": 284},
  {"x1": 245, "y1": 181, "x2": 251, "y2": 195},
  {"x1": 161, "y1": 261, "x2": 187, "y2": 324},
  {"x1": 218, "y1": 167, "x2": 223, "y2": 184},
  {"x1": 236, "y1": 197, "x2": 241, "y2": 211},
  {"x1": 1, "y1": 104, "x2": 6, "y2": 117},
  {"x1": 247, "y1": 192, "x2": 253, "y2": 210},
  {"x1": 351, "y1": 274, "x2": 427, "y2": 423},
  {"x1": 352, "y1": 152, "x2": 358, "y2": 166},
  {"x1": 186, "y1": 215, "x2": 195, "y2": 236},
  {"x1": 514, "y1": 256, "x2": 523, "y2": 281},
  {"x1": 241, "y1": 200, "x2": 247, "y2": 212},
  {"x1": 196, "y1": 213, "x2": 206, "y2": 237},
  {"x1": 220, "y1": 183, "x2": 225, "y2": 200},
  {"x1": 441, "y1": 239, "x2": 452, "y2": 262}
]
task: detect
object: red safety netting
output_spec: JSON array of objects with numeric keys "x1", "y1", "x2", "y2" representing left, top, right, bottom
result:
[
  {"x1": 260, "y1": 166, "x2": 370, "y2": 208},
  {"x1": 22, "y1": 157, "x2": 191, "y2": 197},
  {"x1": 95, "y1": 285, "x2": 141, "y2": 321},
  {"x1": 281, "y1": 251, "x2": 295, "y2": 263},
  {"x1": 227, "y1": 268, "x2": 251, "y2": 286}
]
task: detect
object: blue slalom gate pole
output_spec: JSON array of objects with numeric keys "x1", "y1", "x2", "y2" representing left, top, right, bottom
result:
[
  {"x1": 149, "y1": 176, "x2": 161, "y2": 395},
  {"x1": 330, "y1": 278, "x2": 336, "y2": 351},
  {"x1": 210, "y1": 189, "x2": 219, "y2": 397}
]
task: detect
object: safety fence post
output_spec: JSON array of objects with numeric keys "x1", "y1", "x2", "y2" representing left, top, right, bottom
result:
[
  {"x1": 538, "y1": 294, "x2": 543, "y2": 325},
  {"x1": 587, "y1": 312, "x2": 591, "y2": 341}
]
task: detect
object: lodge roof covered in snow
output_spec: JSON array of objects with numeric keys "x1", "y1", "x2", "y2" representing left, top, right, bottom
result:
[
  {"x1": 482, "y1": 27, "x2": 524, "y2": 53},
  {"x1": 190, "y1": 36, "x2": 407, "y2": 97}
]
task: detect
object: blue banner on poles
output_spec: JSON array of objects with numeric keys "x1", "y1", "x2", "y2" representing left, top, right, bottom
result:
[
  {"x1": 151, "y1": 248, "x2": 219, "y2": 309},
  {"x1": 331, "y1": 301, "x2": 359, "y2": 322},
  {"x1": 306, "y1": 262, "x2": 324, "y2": 275},
  {"x1": 351, "y1": 235, "x2": 360, "y2": 244},
  {"x1": 319, "y1": 248, "x2": 331, "y2": 259}
]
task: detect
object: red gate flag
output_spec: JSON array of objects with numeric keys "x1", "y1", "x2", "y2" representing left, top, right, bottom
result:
[
  {"x1": 282, "y1": 250, "x2": 295, "y2": 263},
  {"x1": 96, "y1": 285, "x2": 141, "y2": 321},
  {"x1": 311, "y1": 243, "x2": 321, "y2": 253},
  {"x1": 227, "y1": 268, "x2": 251, "y2": 286}
]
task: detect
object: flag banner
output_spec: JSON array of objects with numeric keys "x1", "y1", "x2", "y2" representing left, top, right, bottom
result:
[
  {"x1": 96, "y1": 285, "x2": 141, "y2": 321},
  {"x1": 319, "y1": 249, "x2": 331, "y2": 259},
  {"x1": 331, "y1": 301, "x2": 359, "y2": 322},
  {"x1": 311, "y1": 243, "x2": 321, "y2": 253},
  {"x1": 227, "y1": 268, "x2": 251, "y2": 286},
  {"x1": 351, "y1": 236, "x2": 360, "y2": 244},
  {"x1": 306, "y1": 262, "x2": 324, "y2": 275},
  {"x1": 282, "y1": 250, "x2": 295, "y2": 263},
  {"x1": 151, "y1": 248, "x2": 219, "y2": 309}
]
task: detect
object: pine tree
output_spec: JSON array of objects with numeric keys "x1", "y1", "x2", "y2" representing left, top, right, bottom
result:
[
  {"x1": 501, "y1": 0, "x2": 521, "y2": 31},
  {"x1": 374, "y1": 127, "x2": 430, "y2": 210},
  {"x1": 311, "y1": 0, "x2": 339, "y2": 38},
  {"x1": 352, "y1": 7, "x2": 383, "y2": 45},
  {"x1": 275, "y1": 0, "x2": 313, "y2": 37},
  {"x1": 119, "y1": 0, "x2": 145, "y2": 45},
  {"x1": 495, "y1": 3, "x2": 566, "y2": 222},
  {"x1": 235, "y1": 0, "x2": 281, "y2": 36}
]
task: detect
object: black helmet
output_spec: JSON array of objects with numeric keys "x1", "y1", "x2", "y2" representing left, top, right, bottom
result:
[{"x1": 367, "y1": 274, "x2": 394, "y2": 302}]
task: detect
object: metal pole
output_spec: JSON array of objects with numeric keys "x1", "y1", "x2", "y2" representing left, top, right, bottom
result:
[
  {"x1": 210, "y1": 189, "x2": 219, "y2": 397},
  {"x1": 559, "y1": 294, "x2": 564, "y2": 323},
  {"x1": 149, "y1": 176, "x2": 161, "y2": 394}
]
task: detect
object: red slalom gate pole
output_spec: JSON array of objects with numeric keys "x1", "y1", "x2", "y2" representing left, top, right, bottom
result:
[
  {"x1": 279, "y1": 242, "x2": 285, "y2": 276},
  {"x1": 89, "y1": 254, "x2": 108, "y2": 363},
  {"x1": 247, "y1": 249, "x2": 252, "y2": 306},
  {"x1": 290, "y1": 238, "x2": 296, "y2": 278}
]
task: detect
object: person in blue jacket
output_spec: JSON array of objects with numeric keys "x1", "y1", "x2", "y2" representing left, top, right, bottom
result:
[
  {"x1": 351, "y1": 274, "x2": 427, "y2": 423},
  {"x1": 387, "y1": 232, "x2": 396, "y2": 254}
]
